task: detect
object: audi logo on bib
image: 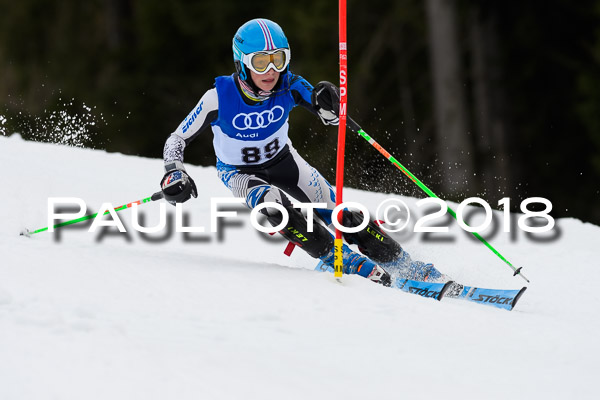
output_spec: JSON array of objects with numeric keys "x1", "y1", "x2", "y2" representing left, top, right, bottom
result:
[{"x1": 232, "y1": 106, "x2": 285, "y2": 130}]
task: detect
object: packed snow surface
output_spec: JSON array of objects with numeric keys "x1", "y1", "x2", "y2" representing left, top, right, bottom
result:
[{"x1": 1, "y1": 134, "x2": 598, "y2": 399}]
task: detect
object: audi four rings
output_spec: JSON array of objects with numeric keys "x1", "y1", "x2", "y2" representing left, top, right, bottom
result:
[{"x1": 232, "y1": 106, "x2": 285, "y2": 130}]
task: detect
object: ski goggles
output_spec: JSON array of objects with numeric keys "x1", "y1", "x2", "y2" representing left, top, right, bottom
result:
[{"x1": 243, "y1": 49, "x2": 291, "y2": 74}]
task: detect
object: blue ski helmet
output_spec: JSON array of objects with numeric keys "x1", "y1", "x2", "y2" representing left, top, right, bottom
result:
[{"x1": 233, "y1": 19, "x2": 290, "y2": 81}]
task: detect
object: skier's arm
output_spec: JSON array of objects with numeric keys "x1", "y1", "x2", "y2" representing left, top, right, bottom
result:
[
  {"x1": 290, "y1": 75, "x2": 318, "y2": 115},
  {"x1": 290, "y1": 76, "x2": 339, "y2": 126},
  {"x1": 161, "y1": 88, "x2": 218, "y2": 205},
  {"x1": 163, "y1": 88, "x2": 219, "y2": 165},
  {"x1": 289, "y1": 75, "x2": 338, "y2": 125}
]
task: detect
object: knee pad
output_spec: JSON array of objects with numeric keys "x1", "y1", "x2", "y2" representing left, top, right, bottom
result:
[{"x1": 341, "y1": 209, "x2": 403, "y2": 263}]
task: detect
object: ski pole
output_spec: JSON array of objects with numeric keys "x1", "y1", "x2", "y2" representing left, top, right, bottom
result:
[
  {"x1": 21, "y1": 191, "x2": 164, "y2": 236},
  {"x1": 347, "y1": 117, "x2": 530, "y2": 283}
]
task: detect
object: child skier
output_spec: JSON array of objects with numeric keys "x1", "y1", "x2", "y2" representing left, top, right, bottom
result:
[{"x1": 160, "y1": 18, "x2": 443, "y2": 286}]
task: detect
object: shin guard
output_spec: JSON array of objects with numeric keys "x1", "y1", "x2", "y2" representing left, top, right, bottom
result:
[
  {"x1": 341, "y1": 209, "x2": 403, "y2": 263},
  {"x1": 266, "y1": 205, "x2": 333, "y2": 259}
]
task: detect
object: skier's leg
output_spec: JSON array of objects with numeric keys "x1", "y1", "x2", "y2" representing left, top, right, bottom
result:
[
  {"x1": 257, "y1": 146, "x2": 440, "y2": 282},
  {"x1": 341, "y1": 209, "x2": 445, "y2": 282},
  {"x1": 260, "y1": 190, "x2": 334, "y2": 259},
  {"x1": 249, "y1": 179, "x2": 388, "y2": 285},
  {"x1": 217, "y1": 157, "x2": 389, "y2": 285},
  {"x1": 265, "y1": 147, "x2": 390, "y2": 285},
  {"x1": 260, "y1": 192, "x2": 389, "y2": 285},
  {"x1": 268, "y1": 145, "x2": 336, "y2": 225},
  {"x1": 218, "y1": 157, "x2": 334, "y2": 257},
  {"x1": 340, "y1": 209, "x2": 403, "y2": 263}
]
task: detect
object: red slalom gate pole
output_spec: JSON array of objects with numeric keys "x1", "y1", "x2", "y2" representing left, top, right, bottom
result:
[{"x1": 334, "y1": 0, "x2": 348, "y2": 279}]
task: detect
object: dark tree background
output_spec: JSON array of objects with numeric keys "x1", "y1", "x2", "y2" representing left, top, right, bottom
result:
[{"x1": 1, "y1": 0, "x2": 599, "y2": 224}]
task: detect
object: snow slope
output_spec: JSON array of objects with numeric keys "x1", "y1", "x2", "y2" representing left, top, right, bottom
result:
[{"x1": 1, "y1": 134, "x2": 598, "y2": 400}]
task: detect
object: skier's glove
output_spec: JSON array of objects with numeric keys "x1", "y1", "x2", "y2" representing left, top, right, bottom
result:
[
  {"x1": 160, "y1": 161, "x2": 197, "y2": 206},
  {"x1": 312, "y1": 81, "x2": 340, "y2": 126}
]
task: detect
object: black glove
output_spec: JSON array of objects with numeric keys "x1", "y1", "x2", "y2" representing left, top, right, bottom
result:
[
  {"x1": 160, "y1": 163, "x2": 197, "y2": 206},
  {"x1": 311, "y1": 81, "x2": 340, "y2": 126}
]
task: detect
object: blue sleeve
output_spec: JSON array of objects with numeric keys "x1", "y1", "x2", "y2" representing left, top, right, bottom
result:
[{"x1": 289, "y1": 74, "x2": 318, "y2": 115}]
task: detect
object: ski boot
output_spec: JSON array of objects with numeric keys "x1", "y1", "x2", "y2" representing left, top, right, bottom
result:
[
  {"x1": 319, "y1": 243, "x2": 392, "y2": 286},
  {"x1": 381, "y1": 254, "x2": 445, "y2": 283},
  {"x1": 340, "y1": 209, "x2": 445, "y2": 283},
  {"x1": 262, "y1": 202, "x2": 391, "y2": 286}
]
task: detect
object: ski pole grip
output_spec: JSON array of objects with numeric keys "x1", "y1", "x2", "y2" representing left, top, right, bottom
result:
[
  {"x1": 151, "y1": 191, "x2": 164, "y2": 201},
  {"x1": 347, "y1": 116, "x2": 362, "y2": 133}
]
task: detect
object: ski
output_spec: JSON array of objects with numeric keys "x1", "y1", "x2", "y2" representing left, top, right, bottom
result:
[
  {"x1": 315, "y1": 261, "x2": 527, "y2": 310},
  {"x1": 445, "y1": 283, "x2": 527, "y2": 311},
  {"x1": 315, "y1": 261, "x2": 453, "y2": 301},
  {"x1": 394, "y1": 278, "x2": 455, "y2": 301}
]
